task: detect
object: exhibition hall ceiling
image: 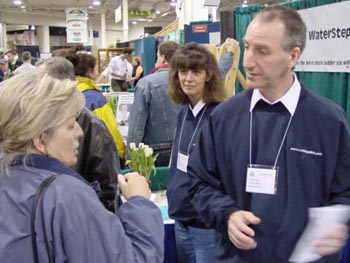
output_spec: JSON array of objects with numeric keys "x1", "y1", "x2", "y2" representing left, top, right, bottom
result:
[{"x1": 0, "y1": 0, "x2": 288, "y2": 25}]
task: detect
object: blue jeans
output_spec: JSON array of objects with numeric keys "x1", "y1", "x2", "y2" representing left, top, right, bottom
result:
[{"x1": 175, "y1": 221, "x2": 232, "y2": 263}]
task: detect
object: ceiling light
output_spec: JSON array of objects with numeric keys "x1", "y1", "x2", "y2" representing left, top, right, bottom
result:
[
  {"x1": 132, "y1": 21, "x2": 137, "y2": 25},
  {"x1": 13, "y1": 0, "x2": 22, "y2": 5},
  {"x1": 241, "y1": 0, "x2": 248, "y2": 7},
  {"x1": 155, "y1": 9, "x2": 161, "y2": 15},
  {"x1": 170, "y1": 0, "x2": 177, "y2": 7},
  {"x1": 92, "y1": 0, "x2": 101, "y2": 6}
]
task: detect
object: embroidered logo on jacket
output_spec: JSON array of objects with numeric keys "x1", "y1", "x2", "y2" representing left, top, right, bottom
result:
[{"x1": 290, "y1": 147, "x2": 323, "y2": 156}]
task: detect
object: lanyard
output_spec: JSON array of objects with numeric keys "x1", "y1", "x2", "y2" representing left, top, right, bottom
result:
[
  {"x1": 178, "y1": 105, "x2": 207, "y2": 154},
  {"x1": 249, "y1": 110, "x2": 293, "y2": 169}
]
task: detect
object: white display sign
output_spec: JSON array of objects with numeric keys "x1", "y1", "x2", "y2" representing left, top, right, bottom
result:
[
  {"x1": 115, "y1": 92, "x2": 134, "y2": 142},
  {"x1": 66, "y1": 30, "x2": 88, "y2": 43},
  {"x1": 295, "y1": 1, "x2": 350, "y2": 73},
  {"x1": 66, "y1": 8, "x2": 88, "y2": 43}
]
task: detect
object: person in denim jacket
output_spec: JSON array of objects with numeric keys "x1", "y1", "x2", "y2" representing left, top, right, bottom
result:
[{"x1": 127, "y1": 41, "x2": 180, "y2": 167}]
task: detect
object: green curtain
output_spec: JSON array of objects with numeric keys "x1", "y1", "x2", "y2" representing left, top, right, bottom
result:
[{"x1": 234, "y1": 0, "x2": 350, "y2": 118}]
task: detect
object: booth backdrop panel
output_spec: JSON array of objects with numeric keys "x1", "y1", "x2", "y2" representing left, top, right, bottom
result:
[
  {"x1": 184, "y1": 22, "x2": 220, "y2": 44},
  {"x1": 134, "y1": 37, "x2": 156, "y2": 75}
]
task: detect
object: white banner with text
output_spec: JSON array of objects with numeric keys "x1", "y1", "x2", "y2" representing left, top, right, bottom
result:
[{"x1": 295, "y1": 1, "x2": 350, "y2": 73}]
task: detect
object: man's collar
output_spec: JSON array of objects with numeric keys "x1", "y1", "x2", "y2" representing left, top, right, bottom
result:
[
  {"x1": 250, "y1": 73, "x2": 301, "y2": 116},
  {"x1": 149, "y1": 64, "x2": 170, "y2": 74}
]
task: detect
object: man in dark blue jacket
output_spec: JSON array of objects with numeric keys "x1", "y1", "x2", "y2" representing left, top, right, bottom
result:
[{"x1": 188, "y1": 6, "x2": 350, "y2": 263}]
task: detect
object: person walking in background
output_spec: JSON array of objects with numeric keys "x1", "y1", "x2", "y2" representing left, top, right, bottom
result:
[
  {"x1": 105, "y1": 48, "x2": 133, "y2": 92},
  {"x1": 130, "y1": 56, "x2": 144, "y2": 88},
  {"x1": 0, "y1": 59, "x2": 12, "y2": 82},
  {"x1": 73, "y1": 44, "x2": 88, "y2": 54},
  {"x1": 13, "y1": 51, "x2": 35, "y2": 75},
  {"x1": 5, "y1": 50, "x2": 22, "y2": 72},
  {"x1": 0, "y1": 68, "x2": 164, "y2": 263},
  {"x1": 187, "y1": 6, "x2": 350, "y2": 262},
  {"x1": 127, "y1": 41, "x2": 180, "y2": 167},
  {"x1": 167, "y1": 43, "x2": 229, "y2": 263},
  {"x1": 40, "y1": 56, "x2": 120, "y2": 212},
  {"x1": 73, "y1": 53, "x2": 126, "y2": 166}
]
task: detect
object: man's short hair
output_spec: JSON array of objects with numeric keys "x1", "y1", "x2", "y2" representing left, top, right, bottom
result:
[
  {"x1": 158, "y1": 41, "x2": 180, "y2": 63},
  {"x1": 22, "y1": 51, "x2": 32, "y2": 61},
  {"x1": 122, "y1": 48, "x2": 133, "y2": 55},
  {"x1": 255, "y1": 6, "x2": 306, "y2": 53}
]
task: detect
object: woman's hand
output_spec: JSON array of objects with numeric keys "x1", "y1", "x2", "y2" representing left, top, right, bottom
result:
[{"x1": 117, "y1": 173, "x2": 151, "y2": 200}]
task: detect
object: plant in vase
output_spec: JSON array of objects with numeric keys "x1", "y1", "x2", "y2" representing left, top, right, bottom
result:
[{"x1": 126, "y1": 143, "x2": 159, "y2": 183}]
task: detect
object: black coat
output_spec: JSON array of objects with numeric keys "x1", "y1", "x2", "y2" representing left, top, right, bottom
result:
[
  {"x1": 8, "y1": 60, "x2": 22, "y2": 72},
  {"x1": 73, "y1": 107, "x2": 120, "y2": 212}
]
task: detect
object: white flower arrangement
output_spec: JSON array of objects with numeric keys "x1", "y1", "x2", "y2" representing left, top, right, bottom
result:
[{"x1": 126, "y1": 143, "x2": 159, "y2": 183}]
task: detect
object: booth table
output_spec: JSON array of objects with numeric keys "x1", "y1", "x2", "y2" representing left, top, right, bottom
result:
[
  {"x1": 151, "y1": 191, "x2": 177, "y2": 263},
  {"x1": 121, "y1": 167, "x2": 176, "y2": 263}
]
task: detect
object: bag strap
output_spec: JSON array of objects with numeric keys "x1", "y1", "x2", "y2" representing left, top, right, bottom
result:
[{"x1": 31, "y1": 175, "x2": 57, "y2": 263}]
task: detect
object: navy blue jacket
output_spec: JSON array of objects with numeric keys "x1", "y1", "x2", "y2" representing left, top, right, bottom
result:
[
  {"x1": 167, "y1": 104, "x2": 218, "y2": 226},
  {"x1": 188, "y1": 86, "x2": 350, "y2": 262}
]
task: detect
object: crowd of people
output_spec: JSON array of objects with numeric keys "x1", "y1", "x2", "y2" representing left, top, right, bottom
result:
[
  {"x1": 0, "y1": 50, "x2": 36, "y2": 82},
  {"x1": 0, "y1": 5, "x2": 349, "y2": 263}
]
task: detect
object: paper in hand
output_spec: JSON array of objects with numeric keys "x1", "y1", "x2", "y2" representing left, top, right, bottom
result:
[{"x1": 289, "y1": 204, "x2": 350, "y2": 263}]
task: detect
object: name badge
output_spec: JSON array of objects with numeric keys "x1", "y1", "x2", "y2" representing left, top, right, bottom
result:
[
  {"x1": 246, "y1": 165, "x2": 278, "y2": 195},
  {"x1": 177, "y1": 152, "x2": 189, "y2": 172}
]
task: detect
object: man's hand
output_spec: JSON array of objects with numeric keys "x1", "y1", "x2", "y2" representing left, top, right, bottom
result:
[
  {"x1": 228, "y1": 210, "x2": 261, "y2": 250},
  {"x1": 312, "y1": 224, "x2": 348, "y2": 256},
  {"x1": 224, "y1": 38, "x2": 239, "y2": 54}
]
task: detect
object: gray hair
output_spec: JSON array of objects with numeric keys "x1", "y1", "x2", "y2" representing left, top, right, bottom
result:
[
  {"x1": 41, "y1": 56, "x2": 75, "y2": 80},
  {"x1": 0, "y1": 67, "x2": 84, "y2": 175},
  {"x1": 255, "y1": 6, "x2": 307, "y2": 53}
]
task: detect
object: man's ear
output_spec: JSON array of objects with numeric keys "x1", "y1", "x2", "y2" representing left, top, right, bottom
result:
[
  {"x1": 289, "y1": 47, "x2": 301, "y2": 69},
  {"x1": 160, "y1": 54, "x2": 167, "y2": 65},
  {"x1": 31, "y1": 133, "x2": 47, "y2": 155}
]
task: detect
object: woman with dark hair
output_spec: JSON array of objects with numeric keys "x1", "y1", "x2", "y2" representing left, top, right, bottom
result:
[
  {"x1": 167, "y1": 43, "x2": 229, "y2": 263},
  {"x1": 74, "y1": 53, "x2": 126, "y2": 164},
  {"x1": 130, "y1": 56, "x2": 143, "y2": 87}
]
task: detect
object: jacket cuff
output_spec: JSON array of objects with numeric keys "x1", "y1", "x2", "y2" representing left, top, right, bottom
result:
[{"x1": 224, "y1": 206, "x2": 240, "y2": 228}]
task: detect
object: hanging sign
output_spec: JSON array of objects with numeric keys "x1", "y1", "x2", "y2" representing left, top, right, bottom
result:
[{"x1": 66, "y1": 8, "x2": 88, "y2": 43}]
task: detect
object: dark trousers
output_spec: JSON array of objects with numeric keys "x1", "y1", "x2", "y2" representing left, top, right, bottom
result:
[{"x1": 111, "y1": 79, "x2": 127, "y2": 92}]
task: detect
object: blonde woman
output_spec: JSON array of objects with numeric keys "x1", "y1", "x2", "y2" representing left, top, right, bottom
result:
[{"x1": 0, "y1": 68, "x2": 163, "y2": 262}]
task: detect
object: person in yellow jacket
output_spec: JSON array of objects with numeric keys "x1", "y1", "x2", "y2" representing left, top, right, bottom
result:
[{"x1": 73, "y1": 53, "x2": 125, "y2": 163}]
